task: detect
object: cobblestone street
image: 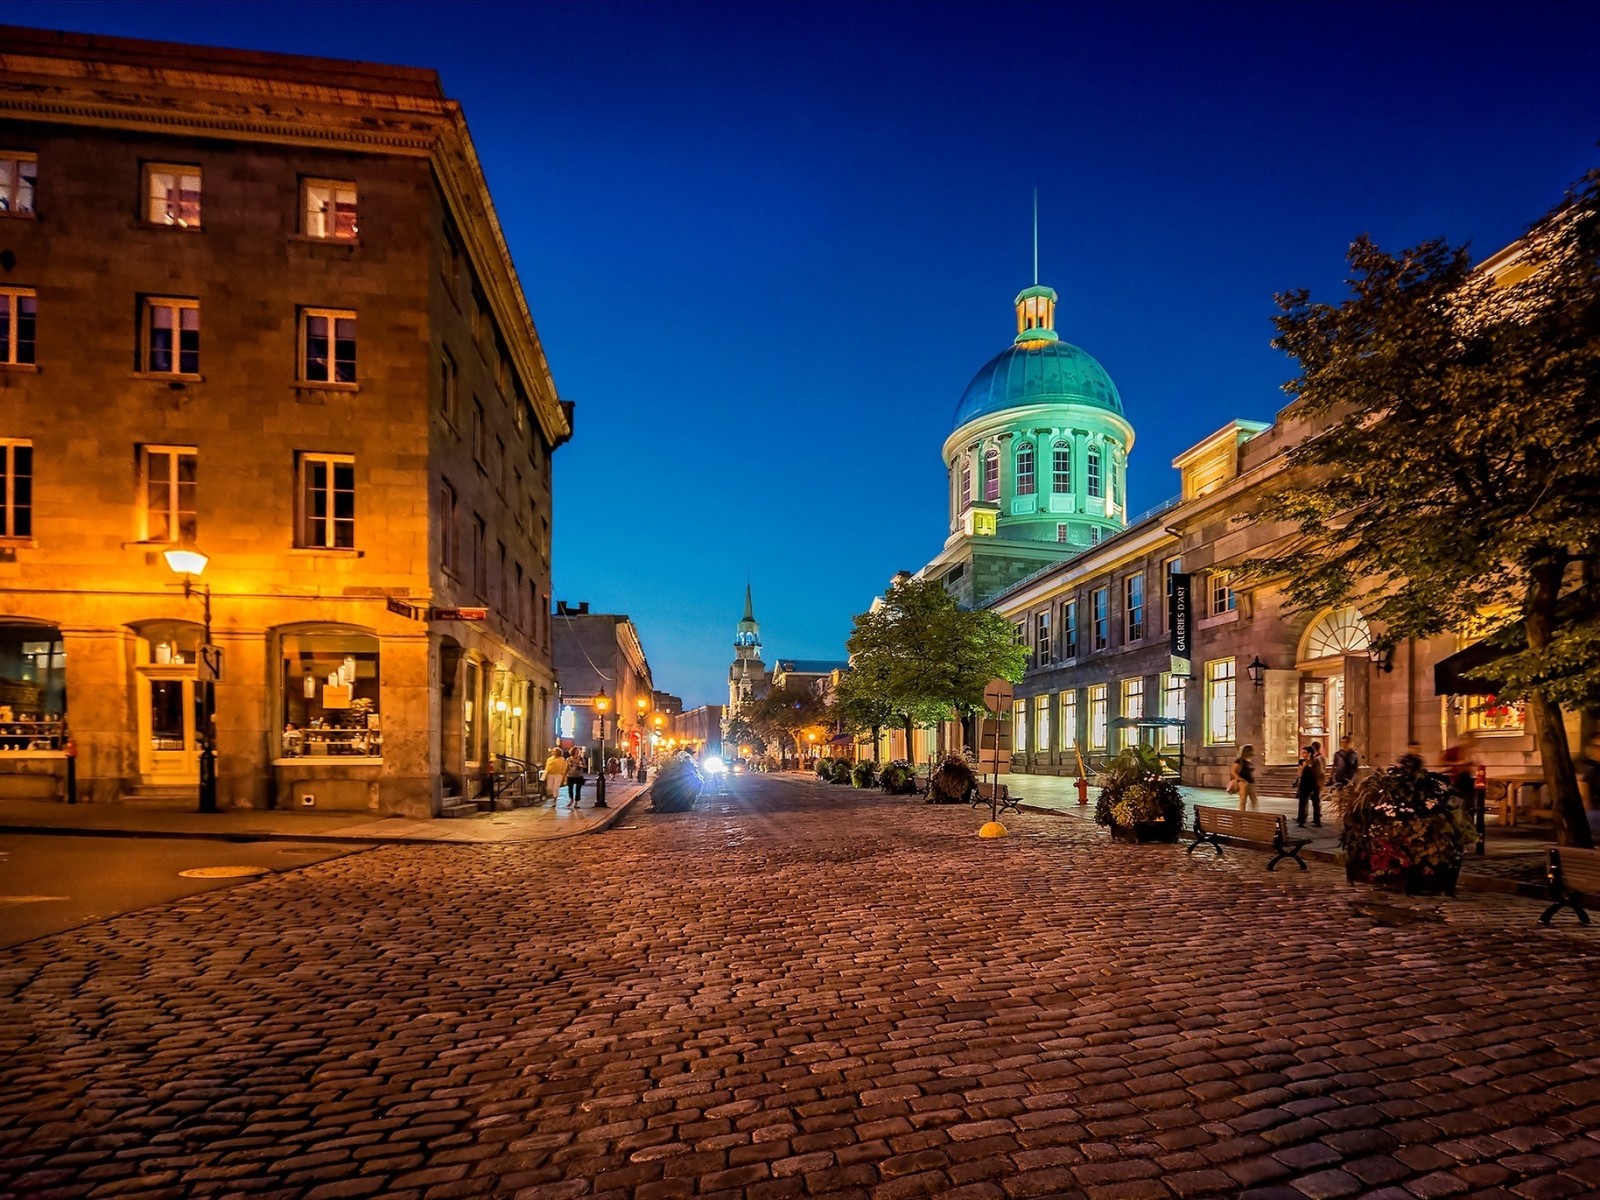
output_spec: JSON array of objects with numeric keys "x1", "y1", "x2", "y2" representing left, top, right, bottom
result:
[{"x1": 3, "y1": 773, "x2": 1599, "y2": 1200}]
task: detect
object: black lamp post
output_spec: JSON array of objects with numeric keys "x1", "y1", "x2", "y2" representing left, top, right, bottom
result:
[
  {"x1": 1246, "y1": 655, "x2": 1268, "y2": 689},
  {"x1": 594, "y1": 688, "x2": 610, "y2": 808},
  {"x1": 635, "y1": 696, "x2": 650, "y2": 782},
  {"x1": 164, "y1": 546, "x2": 218, "y2": 814}
]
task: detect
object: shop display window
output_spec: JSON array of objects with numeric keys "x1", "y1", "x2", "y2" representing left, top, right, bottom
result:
[
  {"x1": 0, "y1": 622, "x2": 65, "y2": 750},
  {"x1": 281, "y1": 630, "x2": 381, "y2": 758}
]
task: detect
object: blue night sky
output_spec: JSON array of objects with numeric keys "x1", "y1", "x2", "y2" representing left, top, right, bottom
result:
[{"x1": 15, "y1": 1, "x2": 1600, "y2": 706}]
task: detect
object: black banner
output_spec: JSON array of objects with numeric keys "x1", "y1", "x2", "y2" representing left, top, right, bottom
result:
[{"x1": 1168, "y1": 573, "x2": 1192, "y2": 674}]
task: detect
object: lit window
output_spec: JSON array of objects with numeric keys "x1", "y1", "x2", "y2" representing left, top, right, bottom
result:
[
  {"x1": 139, "y1": 445, "x2": 197, "y2": 544},
  {"x1": 1061, "y1": 600, "x2": 1078, "y2": 658},
  {"x1": 281, "y1": 631, "x2": 381, "y2": 759},
  {"x1": 299, "y1": 309, "x2": 357, "y2": 384},
  {"x1": 1088, "y1": 684, "x2": 1108, "y2": 750},
  {"x1": 1161, "y1": 673, "x2": 1185, "y2": 748},
  {"x1": 1458, "y1": 693, "x2": 1526, "y2": 735},
  {"x1": 302, "y1": 179, "x2": 358, "y2": 240},
  {"x1": 1035, "y1": 699, "x2": 1050, "y2": 753},
  {"x1": 1057, "y1": 523, "x2": 1069, "y2": 543},
  {"x1": 141, "y1": 298, "x2": 200, "y2": 375},
  {"x1": 1013, "y1": 699, "x2": 1027, "y2": 752},
  {"x1": 144, "y1": 164, "x2": 201, "y2": 228},
  {"x1": 1059, "y1": 690, "x2": 1077, "y2": 751},
  {"x1": 1205, "y1": 659, "x2": 1236, "y2": 745},
  {"x1": 0, "y1": 440, "x2": 31, "y2": 537},
  {"x1": 1125, "y1": 573, "x2": 1144, "y2": 641},
  {"x1": 1092, "y1": 587, "x2": 1108, "y2": 651},
  {"x1": 0, "y1": 153, "x2": 37, "y2": 216},
  {"x1": 983, "y1": 447, "x2": 1000, "y2": 503},
  {"x1": 1121, "y1": 678, "x2": 1144, "y2": 748},
  {"x1": 0, "y1": 287, "x2": 36, "y2": 366},
  {"x1": 1035, "y1": 610, "x2": 1050, "y2": 664},
  {"x1": 1211, "y1": 574, "x2": 1236, "y2": 615},
  {"x1": 1087, "y1": 444, "x2": 1102, "y2": 498},
  {"x1": 959, "y1": 457, "x2": 971, "y2": 512},
  {"x1": 1052, "y1": 442, "x2": 1071, "y2": 492},
  {"x1": 297, "y1": 453, "x2": 355, "y2": 549},
  {"x1": 1016, "y1": 444, "x2": 1035, "y2": 496}
]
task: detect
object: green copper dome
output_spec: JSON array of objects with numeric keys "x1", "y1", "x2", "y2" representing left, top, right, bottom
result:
[{"x1": 953, "y1": 340, "x2": 1124, "y2": 429}]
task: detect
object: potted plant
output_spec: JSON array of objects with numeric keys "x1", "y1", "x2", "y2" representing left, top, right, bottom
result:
[
  {"x1": 650, "y1": 754, "x2": 703, "y2": 813},
  {"x1": 815, "y1": 756, "x2": 834, "y2": 780},
  {"x1": 1340, "y1": 759, "x2": 1472, "y2": 895},
  {"x1": 829, "y1": 759, "x2": 853, "y2": 784},
  {"x1": 851, "y1": 761, "x2": 878, "y2": 788},
  {"x1": 927, "y1": 752, "x2": 975, "y2": 804},
  {"x1": 1094, "y1": 745, "x2": 1183, "y2": 843},
  {"x1": 878, "y1": 759, "x2": 917, "y2": 795}
]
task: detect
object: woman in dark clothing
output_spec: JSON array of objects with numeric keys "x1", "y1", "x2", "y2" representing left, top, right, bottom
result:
[{"x1": 1296, "y1": 741, "x2": 1326, "y2": 828}]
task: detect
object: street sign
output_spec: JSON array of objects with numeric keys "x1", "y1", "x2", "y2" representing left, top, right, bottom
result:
[
  {"x1": 387, "y1": 596, "x2": 426, "y2": 620},
  {"x1": 564, "y1": 696, "x2": 595, "y2": 708},
  {"x1": 433, "y1": 607, "x2": 488, "y2": 621},
  {"x1": 198, "y1": 644, "x2": 224, "y2": 683},
  {"x1": 977, "y1": 718, "x2": 1012, "y2": 775},
  {"x1": 982, "y1": 678, "x2": 1014, "y2": 714}
]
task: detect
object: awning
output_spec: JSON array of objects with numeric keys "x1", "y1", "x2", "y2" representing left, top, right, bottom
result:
[{"x1": 1433, "y1": 639, "x2": 1508, "y2": 696}]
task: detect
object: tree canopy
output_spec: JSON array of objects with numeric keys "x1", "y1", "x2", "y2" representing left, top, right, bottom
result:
[
  {"x1": 745, "y1": 685, "x2": 829, "y2": 763},
  {"x1": 1248, "y1": 165, "x2": 1600, "y2": 845},
  {"x1": 842, "y1": 575, "x2": 1028, "y2": 758}
]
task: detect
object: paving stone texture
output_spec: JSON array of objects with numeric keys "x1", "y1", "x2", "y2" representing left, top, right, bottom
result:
[{"x1": 3, "y1": 773, "x2": 1599, "y2": 1200}]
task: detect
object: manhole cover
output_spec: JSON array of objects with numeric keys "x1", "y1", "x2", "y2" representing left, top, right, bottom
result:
[{"x1": 178, "y1": 865, "x2": 271, "y2": 879}]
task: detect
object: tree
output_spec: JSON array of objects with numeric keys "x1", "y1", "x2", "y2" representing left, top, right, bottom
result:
[
  {"x1": 746, "y1": 685, "x2": 829, "y2": 767},
  {"x1": 721, "y1": 714, "x2": 766, "y2": 761},
  {"x1": 843, "y1": 576, "x2": 1028, "y2": 763},
  {"x1": 1249, "y1": 166, "x2": 1600, "y2": 846},
  {"x1": 832, "y1": 666, "x2": 900, "y2": 763}
]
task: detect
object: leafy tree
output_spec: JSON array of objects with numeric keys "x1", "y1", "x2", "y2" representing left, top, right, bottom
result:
[
  {"x1": 721, "y1": 714, "x2": 766, "y2": 761},
  {"x1": 1250, "y1": 166, "x2": 1600, "y2": 846},
  {"x1": 844, "y1": 576, "x2": 1028, "y2": 764},
  {"x1": 832, "y1": 666, "x2": 900, "y2": 762},
  {"x1": 746, "y1": 685, "x2": 829, "y2": 766}
]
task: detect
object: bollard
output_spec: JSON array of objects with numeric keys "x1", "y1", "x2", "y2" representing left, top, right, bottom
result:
[
  {"x1": 65, "y1": 736, "x2": 78, "y2": 805},
  {"x1": 1076, "y1": 775, "x2": 1089, "y2": 806}
]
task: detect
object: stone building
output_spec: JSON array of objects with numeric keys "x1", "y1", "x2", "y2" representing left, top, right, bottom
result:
[
  {"x1": 550, "y1": 602, "x2": 653, "y2": 767},
  {"x1": 726, "y1": 584, "x2": 769, "y2": 714},
  {"x1": 0, "y1": 28, "x2": 569, "y2": 815}
]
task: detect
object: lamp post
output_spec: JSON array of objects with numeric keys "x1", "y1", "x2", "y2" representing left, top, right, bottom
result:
[
  {"x1": 164, "y1": 546, "x2": 218, "y2": 814},
  {"x1": 594, "y1": 689, "x2": 610, "y2": 808},
  {"x1": 636, "y1": 696, "x2": 649, "y2": 782},
  {"x1": 1246, "y1": 656, "x2": 1268, "y2": 689}
]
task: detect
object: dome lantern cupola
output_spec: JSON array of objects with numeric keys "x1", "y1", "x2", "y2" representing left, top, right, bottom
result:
[{"x1": 1014, "y1": 285, "x2": 1058, "y2": 348}]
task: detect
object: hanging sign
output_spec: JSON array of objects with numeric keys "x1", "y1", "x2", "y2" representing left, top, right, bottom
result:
[
  {"x1": 434, "y1": 607, "x2": 488, "y2": 621},
  {"x1": 1168, "y1": 573, "x2": 1192, "y2": 677}
]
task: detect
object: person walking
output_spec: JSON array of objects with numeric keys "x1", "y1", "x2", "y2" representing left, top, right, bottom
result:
[
  {"x1": 1296, "y1": 741, "x2": 1327, "y2": 827},
  {"x1": 1230, "y1": 745, "x2": 1258, "y2": 810},
  {"x1": 566, "y1": 746, "x2": 587, "y2": 807},
  {"x1": 542, "y1": 747, "x2": 569, "y2": 801},
  {"x1": 1331, "y1": 735, "x2": 1360, "y2": 794}
]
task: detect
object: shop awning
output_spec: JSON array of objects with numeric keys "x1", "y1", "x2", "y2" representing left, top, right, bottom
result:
[{"x1": 1433, "y1": 639, "x2": 1509, "y2": 696}]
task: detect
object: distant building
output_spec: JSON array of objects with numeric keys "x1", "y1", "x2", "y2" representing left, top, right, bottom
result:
[
  {"x1": 550, "y1": 602, "x2": 653, "y2": 765},
  {"x1": 727, "y1": 585, "x2": 769, "y2": 712},
  {"x1": 0, "y1": 27, "x2": 569, "y2": 815},
  {"x1": 671, "y1": 705, "x2": 725, "y2": 758},
  {"x1": 769, "y1": 658, "x2": 849, "y2": 696}
]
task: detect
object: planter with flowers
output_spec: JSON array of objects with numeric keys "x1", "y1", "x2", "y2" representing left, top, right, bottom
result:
[
  {"x1": 1339, "y1": 759, "x2": 1473, "y2": 896},
  {"x1": 1094, "y1": 746, "x2": 1184, "y2": 843}
]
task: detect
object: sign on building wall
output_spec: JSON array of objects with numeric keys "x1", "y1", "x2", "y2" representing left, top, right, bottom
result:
[{"x1": 1168, "y1": 573, "x2": 1192, "y2": 677}]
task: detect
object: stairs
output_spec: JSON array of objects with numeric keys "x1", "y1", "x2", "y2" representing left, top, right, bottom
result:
[
  {"x1": 121, "y1": 784, "x2": 199, "y2": 803},
  {"x1": 1253, "y1": 766, "x2": 1300, "y2": 797}
]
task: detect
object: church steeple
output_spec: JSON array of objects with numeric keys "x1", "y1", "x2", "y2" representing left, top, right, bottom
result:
[{"x1": 734, "y1": 583, "x2": 761, "y2": 660}]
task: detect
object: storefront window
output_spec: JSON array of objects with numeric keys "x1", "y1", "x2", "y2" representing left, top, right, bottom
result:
[
  {"x1": 1459, "y1": 693, "x2": 1526, "y2": 735},
  {"x1": 1035, "y1": 700, "x2": 1050, "y2": 755},
  {"x1": 1013, "y1": 699, "x2": 1027, "y2": 753},
  {"x1": 1088, "y1": 684, "x2": 1108, "y2": 750},
  {"x1": 1161, "y1": 673, "x2": 1186, "y2": 748},
  {"x1": 280, "y1": 630, "x2": 380, "y2": 758},
  {"x1": 1121, "y1": 678, "x2": 1144, "y2": 748},
  {"x1": 463, "y1": 659, "x2": 481, "y2": 765},
  {"x1": 1205, "y1": 659, "x2": 1236, "y2": 745},
  {"x1": 0, "y1": 622, "x2": 65, "y2": 750},
  {"x1": 1059, "y1": 690, "x2": 1077, "y2": 751}
]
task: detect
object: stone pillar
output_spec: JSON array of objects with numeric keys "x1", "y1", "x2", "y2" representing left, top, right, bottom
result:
[
  {"x1": 381, "y1": 631, "x2": 437, "y2": 818},
  {"x1": 216, "y1": 630, "x2": 269, "y2": 809},
  {"x1": 62, "y1": 625, "x2": 133, "y2": 804}
]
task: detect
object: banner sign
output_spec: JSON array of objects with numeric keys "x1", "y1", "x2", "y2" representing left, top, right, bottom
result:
[{"x1": 1168, "y1": 573, "x2": 1192, "y2": 677}]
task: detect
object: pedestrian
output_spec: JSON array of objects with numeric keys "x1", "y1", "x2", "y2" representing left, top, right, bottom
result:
[
  {"x1": 1396, "y1": 741, "x2": 1426, "y2": 773},
  {"x1": 566, "y1": 747, "x2": 586, "y2": 807},
  {"x1": 1331, "y1": 735, "x2": 1360, "y2": 793},
  {"x1": 1229, "y1": 744, "x2": 1258, "y2": 810},
  {"x1": 1296, "y1": 740, "x2": 1326, "y2": 828},
  {"x1": 542, "y1": 746, "x2": 569, "y2": 801}
]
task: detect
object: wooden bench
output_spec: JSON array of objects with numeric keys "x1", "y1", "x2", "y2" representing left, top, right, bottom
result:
[
  {"x1": 969, "y1": 780, "x2": 1021, "y2": 815},
  {"x1": 1539, "y1": 846, "x2": 1600, "y2": 926},
  {"x1": 1187, "y1": 804, "x2": 1310, "y2": 871}
]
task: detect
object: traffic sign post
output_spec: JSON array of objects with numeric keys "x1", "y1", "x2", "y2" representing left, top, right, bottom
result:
[{"x1": 978, "y1": 678, "x2": 1015, "y2": 839}]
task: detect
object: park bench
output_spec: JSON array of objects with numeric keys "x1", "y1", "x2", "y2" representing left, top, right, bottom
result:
[
  {"x1": 1187, "y1": 804, "x2": 1309, "y2": 871},
  {"x1": 1539, "y1": 845, "x2": 1600, "y2": 926},
  {"x1": 970, "y1": 780, "x2": 1021, "y2": 815}
]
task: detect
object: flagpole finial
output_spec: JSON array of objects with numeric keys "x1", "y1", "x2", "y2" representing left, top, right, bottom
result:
[{"x1": 1032, "y1": 188, "x2": 1038, "y2": 286}]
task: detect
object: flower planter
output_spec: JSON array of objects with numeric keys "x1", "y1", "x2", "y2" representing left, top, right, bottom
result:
[
  {"x1": 1346, "y1": 858, "x2": 1461, "y2": 897},
  {"x1": 1109, "y1": 820, "x2": 1179, "y2": 844}
]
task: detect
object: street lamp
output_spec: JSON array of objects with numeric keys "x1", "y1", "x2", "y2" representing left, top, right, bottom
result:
[
  {"x1": 636, "y1": 696, "x2": 650, "y2": 782},
  {"x1": 1368, "y1": 643, "x2": 1394, "y2": 673},
  {"x1": 594, "y1": 688, "x2": 610, "y2": 809},
  {"x1": 1245, "y1": 656, "x2": 1268, "y2": 689},
  {"x1": 163, "y1": 546, "x2": 218, "y2": 814}
]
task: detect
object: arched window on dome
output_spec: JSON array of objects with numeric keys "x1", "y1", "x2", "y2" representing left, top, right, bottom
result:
[
  {"x1": 960, "y1": 457, "x2": 971, "y2": 513},
  {"x1": 1051, "y1": 442, "x2": 1071, "y2": 493},
  {"x1": 983, "y1": 447, "x2": 1000, "y2": 503},
  {"x1": 1112, "y1": 460, "x2": 1122, "y2": 508},
  {"x1": 1015, "y1": 444, "x2": 1035, "y2": 496},
  {"x1": 1087, "y1": 445, "x2": 1102, "y2": 499}
]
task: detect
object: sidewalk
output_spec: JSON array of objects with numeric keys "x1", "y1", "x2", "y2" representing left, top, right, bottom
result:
[
  {"x1": 1005, "y1": 771, "x2": 1555, "y2": 895},
  {"x1": 0, "y1": 779, "x2": 652, "y2": 845}
]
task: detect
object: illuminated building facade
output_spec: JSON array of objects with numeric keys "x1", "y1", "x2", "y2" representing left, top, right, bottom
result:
[{"x1": 0, "y1": 28, "x2": 569, "y2": 815}]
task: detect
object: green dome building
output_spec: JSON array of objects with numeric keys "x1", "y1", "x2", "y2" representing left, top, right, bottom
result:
[{"x1": 926, "y1": 282, "x2": 1135, "y2": 606}]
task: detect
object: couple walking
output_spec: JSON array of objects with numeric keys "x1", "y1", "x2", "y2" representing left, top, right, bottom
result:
[
  {"x1": 1228, "y1": 736, "x2": 1359, "y2": 825},
  {"x1": 541, "y1": 746, "x2": 588, "y2": 806}
]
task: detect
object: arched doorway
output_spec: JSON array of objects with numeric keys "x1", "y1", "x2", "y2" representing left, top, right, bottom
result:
[{"x1": 1296, "y1": 606, "x2": 1372, "y2": 745}]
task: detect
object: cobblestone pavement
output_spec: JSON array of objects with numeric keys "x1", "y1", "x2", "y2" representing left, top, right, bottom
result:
[{"x1": 3, "y1": 774, "x2": 1599, "y2": 1200}]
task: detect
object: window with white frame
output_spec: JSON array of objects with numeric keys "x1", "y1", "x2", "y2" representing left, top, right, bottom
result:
[
  {"x1": 1211, "y1": 573, "x2": 1237, "y2": 615},
  {"x1": 960, "y1": 457, "x2": 971, "y2": 511},
  {"x1": 144, "y1": 164, "x2": 201, "y2": 228},
  {"x1": 983, "y1": 446, "x2": 1000, "y2": 503},
  {"x1": 0, "y1": 288, "x2": 36, "y2": 366},
  {"x1": 1059, "y1": 690, "x2": 1077, "y2": 751},
  {"x1": 1205, "y1": 658, "x2": 1236, "y2": 744},
  {"x1": 297, "y1": 453, "x2": 355, "y2": 549},
  {"x1": 1161, "y1": 672, "x2": 1185, "y2": 748},
  {"x1": 1125, "y1": 573, "x2": 1144, "y2": 641},
  {"x1": 139, "y1": 445, "x2": 196, "y2": 544},
  {"x1": 1061, "y1": 599, "x2": 1078, "y2": 658},
  {"x1": 1092, "y1": 587, "x2": 1109, "y2": 651},
  {"x1": 439, "y1": 481, "x2": 457, "y2": 570},
  {"x1": 1088, "y1": 684, "x2": 1108, "y2": 750},
  {"x1": 141, "y1": 297, "x2": 199, "y2": 375},
  {"x1": 1057, "y1": 523, "x2": 1069, "y2": 543},
  {"x1": 1015, "y1": 444, "x2": 1035, "y2": 495},
  {"x1": 0, "y1": 153, "x2": 36, "y2": 216},
  {"x1": 0, "y1": 439, "x2": 31, "y2": 537},
  {"x1": 1035, "y1": 699, "x2": 1050, "y2": 753},
  {"x1": 300, "y1": 309, "x2": 356, "y2": 384},
  {"x1": 1013, "y1": 620, "x2": 1026, "y2": 648},
  {"x1": 1121, "y1": 677, "x2": 1144, "y2": 748},
  {"x1": 302, "y1": 178, "x2": 357, "y2": 240},
  {"x1": 1035, "y1": 610, "x2": 1050, "y2": 664},
  {"x1": 1087, "y1": 444, "x2": 1102, "y2": 497},
  {"x1": 282, "y1": 630, "x2": 381, "y2": 759},
  {"x1": 1052, "y1": 442, "x2": 1070, "y2": 492},
  {"x1": 1013, "y1": 699, "x2": 1027, "y2": 752},
  {"x1": 1111, "y1": 458, "x2": 1122, "y2": 507},
  {"x1": 1090, "y1": 527, "x2": 1102, "y2": 546}
]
